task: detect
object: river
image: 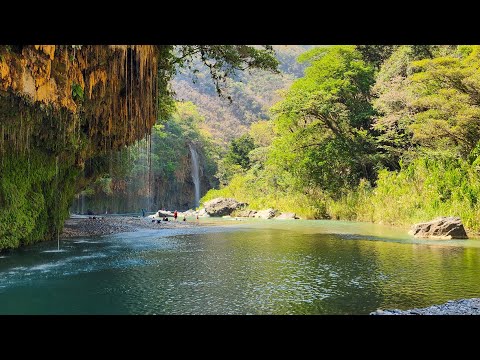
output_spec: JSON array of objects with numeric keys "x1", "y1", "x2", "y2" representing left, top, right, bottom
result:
[{"x1": 1, "y1": 219, "x2": 480, "y2": 314}]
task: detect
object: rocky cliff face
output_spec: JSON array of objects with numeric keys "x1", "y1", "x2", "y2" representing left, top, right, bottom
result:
[
  {"x1": 154, "y1": 147, "x2": 214, "y2": 210},
  {"x1": 0, "y1": 45, "x2": 159, "y2": 250}
]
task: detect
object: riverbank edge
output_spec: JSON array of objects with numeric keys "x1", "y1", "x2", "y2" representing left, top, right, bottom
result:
[
  {"x1": 327, "y1": 218, "x2": 480, "y2": 239},
  {"x1": 61, "y1": 216, "x2": 204, "y2": 238},
  {"x1": 371, "y1": 298, "x2": 480, "y2": 315}
]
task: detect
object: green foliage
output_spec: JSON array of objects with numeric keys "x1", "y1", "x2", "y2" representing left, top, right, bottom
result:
[
  {"x1": 270, "y1": 45, "x2": 378, "y2": 195},
  {"x1": 71, "y1": 83, "x2": 84, "y2": 102},
  {"x1": 356, "y1": 45, "x2": 398, "y2": 68},
  {"x1": 156, "y1": 45, "x2": 280, "y2": 121},
  {"x1": 205, "y1": 44, "x2": 480, "y2": 233},
  {"x1": 371, "y1": 46, "x2": 418, "y2": 167},
  {"x1": 328, "y1": 155, "x2": 480, "y2": 233},
  {"x1": 201, "y1": 171, "x2": 328, "y2": 219},
  {"x1": 249, "y1": 120, "x2": 275, "y2": 147},
  {"x1": 225, "y1": 134, "x2": 256, "y2": 170},
  {"x1": 0, "y1": 150, "x2": 79, "y2": 250},
  {"x1": 407, "y1": 46, "x2": 480, "y2": 157}
]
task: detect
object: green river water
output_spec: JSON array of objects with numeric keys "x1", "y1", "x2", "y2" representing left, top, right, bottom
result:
[{"x1": 1, "y1": 218, "x2": 479, "y2": 314}]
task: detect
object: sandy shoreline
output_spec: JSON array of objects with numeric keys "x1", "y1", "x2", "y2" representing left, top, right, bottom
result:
[{"x1": 61, "y1": 215, "x2": 202, "y2": 238}]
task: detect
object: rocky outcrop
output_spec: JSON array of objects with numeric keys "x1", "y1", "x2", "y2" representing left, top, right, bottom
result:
[
  {"x1": 275, "y1": 212, "x2": 298, "y2": 219},
  {"x1": 234, "y1": 209, "x2": 298, "y2": 219},
  {"x1": 203, "y1": 198, "x2": 247, "y2": 217},
  {"x1": 253, "y1": 208, "x2": 278, "y2": 219},
  {"x1": 408, "y1": 217, "x2": 468, "y2": 239},
  {"x1": 0, "y1": 46, "x2": 158, "y2": 154},
  {"x1": 235, "y1": 209, "x2": 257, "y2": 218}
]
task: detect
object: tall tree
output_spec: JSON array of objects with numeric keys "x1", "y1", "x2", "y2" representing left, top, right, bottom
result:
[
  {"x1": 270, "y1": 46, "x2": 378, "y2": 195},
  {"x1": 408, "y1": 45, "x2": 480, "y2": 158}
]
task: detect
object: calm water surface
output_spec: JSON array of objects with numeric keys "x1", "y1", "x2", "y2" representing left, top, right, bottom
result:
[{"x1": 1, "y1": 219, "x2": 480, "y2": 314}]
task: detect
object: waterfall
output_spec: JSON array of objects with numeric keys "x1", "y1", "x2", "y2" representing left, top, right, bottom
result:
[{"x1": 188, "y1": 143, "x2": 200, "y2": 209}]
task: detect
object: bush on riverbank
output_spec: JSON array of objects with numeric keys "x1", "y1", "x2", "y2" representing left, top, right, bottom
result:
[
  {"x1": 203, "y1": 154, "x2": 480, "y2": 233},
  {"x1": 328, "y1": 156, "x2": 480, "y2": 233},
  {"x1": 201, "y1": 172, "x2": 327, "y2": 219}
]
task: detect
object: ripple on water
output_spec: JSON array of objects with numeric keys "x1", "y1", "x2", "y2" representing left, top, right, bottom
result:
[
  {"x1": 73, "y1": 253, "x2": 107, "y2": 261},
  {"x1": 30, "y1": 262, "x2": 65, "y2": 272},
  {"x1": 10, "y1": 266, "x2": 28, "y2": 271},
  {"x1": 73, "y1": 240, "x2": 92, "y2": 244}
]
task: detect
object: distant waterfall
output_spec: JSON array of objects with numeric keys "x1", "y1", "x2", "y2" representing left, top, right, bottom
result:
[{"x1": 188, "y1": 144, "x2": 200, "y2": 208}]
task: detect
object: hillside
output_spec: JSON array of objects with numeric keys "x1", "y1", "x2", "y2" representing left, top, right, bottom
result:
[{"x1": 172, "y1": 45, "x2": 314, "y2": 145}]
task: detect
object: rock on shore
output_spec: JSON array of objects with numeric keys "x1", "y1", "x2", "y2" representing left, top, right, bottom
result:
[
  {"x1": 371, "y1": 298, "x2": 480, "y2": 315},
  {"x1": 199, "y1": 197, "x2": 300, "y2": 220},
  {"x1": 275, "y1": 212, "x2": 298, "y2": 219},
  {"x1": 203, "y1": 198, "x2": 247, "y2": 217},
  {"x1": 408, "y1": 216, "x2": 468, "y2": 239},
  {"x1": 253, "y1": 208, "x2": 278, "y2": 219}
]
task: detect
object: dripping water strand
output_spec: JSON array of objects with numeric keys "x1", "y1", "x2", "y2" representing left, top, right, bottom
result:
[{"x1": 55, "y1": 155, "x2": 60, "y2": 251}]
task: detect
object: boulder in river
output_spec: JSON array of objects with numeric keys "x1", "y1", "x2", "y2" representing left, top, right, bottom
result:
[
  {"x1": 253, "y1": 208, "x2": 278, "y2": 219},
  {"x1": 203, "y1": 197, "x2": 247, "y2": 217},
  {"x1": 275, "y1": 212, "x2": 298, "y2": 220},
  {"x1": 408, "y1": 216, "x2": 468, "y2": 239}
]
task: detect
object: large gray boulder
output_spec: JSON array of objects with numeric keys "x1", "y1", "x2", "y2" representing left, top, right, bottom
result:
[
  {"x1": 408, "y1": 217, "x2": 468, "y2": 239},
  {"x1": 203, "y1": 198, "x2": 246, "y2": 217},
  {"x1": 275, "y1": 212, "x2": 298, "y2": 220},
  {"x1": 253, "y1": 208, "x2": 278, "y2": 219}
]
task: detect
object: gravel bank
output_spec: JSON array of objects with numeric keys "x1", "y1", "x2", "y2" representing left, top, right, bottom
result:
[
  {"x1": 61, "y1": 216, "x2": 201, "y2": 238},
  {"x1": 371, "y1": 298, "x2": 480, "y2": 315}
]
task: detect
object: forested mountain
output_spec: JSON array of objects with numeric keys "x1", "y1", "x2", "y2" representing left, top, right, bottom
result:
[{"x1": 172, "y1": 45, "x2": 314, "y2": 145}]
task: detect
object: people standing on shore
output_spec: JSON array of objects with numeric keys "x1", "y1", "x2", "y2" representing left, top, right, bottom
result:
[{"x1": 174, "y1": 210, "x2": 178, "y2": 221}]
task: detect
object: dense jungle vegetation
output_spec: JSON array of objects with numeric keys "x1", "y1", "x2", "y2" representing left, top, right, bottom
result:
[{"x1": 204, "y1": 45, "x2": 480, "y2": 233}]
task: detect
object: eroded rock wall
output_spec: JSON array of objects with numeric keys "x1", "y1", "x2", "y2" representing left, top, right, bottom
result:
[{"x1": 0, "y1": 45, "x2": 159, "y2": 250}]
